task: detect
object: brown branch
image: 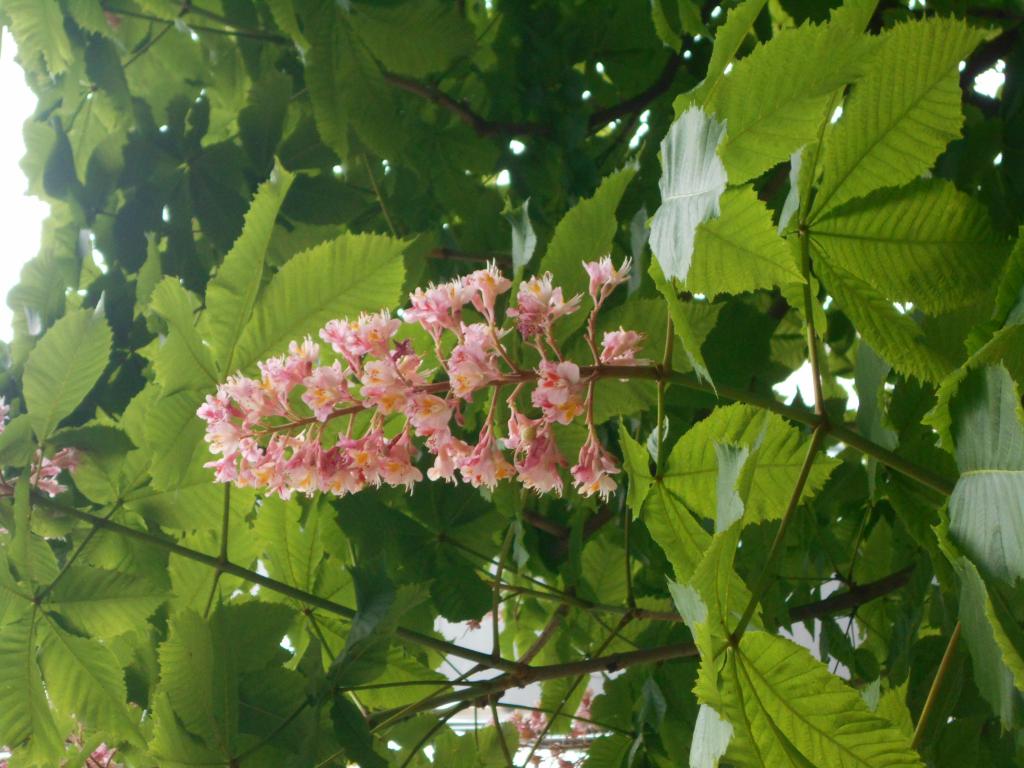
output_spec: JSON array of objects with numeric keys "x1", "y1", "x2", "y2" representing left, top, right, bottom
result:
[
  {"x1": 787, "y1": 565, "x2": 914, "y2": 623},
  {"x1": 587, "y1": 54, "x2": 683, "y2": 129}
]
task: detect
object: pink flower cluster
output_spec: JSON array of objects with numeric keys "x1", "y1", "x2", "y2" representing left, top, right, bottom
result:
[
  {"x1": 0, "y1": 398, "x2": 79, "y2": 498},
  {"x1": 198, "y1": 259, "x2": 648, "y2": 501}
]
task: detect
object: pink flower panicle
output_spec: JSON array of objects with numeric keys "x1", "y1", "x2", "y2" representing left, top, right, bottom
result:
[
  {"x1": 199, "y1": 258, "x2": 644, "y2": 501},
  {"x1": 0, "y1": 401, "x2": 79, "y2": 498}
]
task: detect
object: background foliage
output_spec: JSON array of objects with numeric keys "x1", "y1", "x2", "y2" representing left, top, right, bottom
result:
[{"x1": 0, "y1": 0, "x2": 1022, "y2": 766}]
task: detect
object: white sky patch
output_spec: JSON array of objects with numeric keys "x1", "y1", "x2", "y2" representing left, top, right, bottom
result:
[
  {"x1": 495, "y1": 169, "x2": 511, "y2": 187},
  {"x1": 0, "y1": 29, "x2": 48, "y2": 342},
  {"x1": 508, "y1": 139, "x2": 526, "y2": 155},
  {"x1": 974, "y1": 59, "x2": 1005, "y2": 99},
  {"x1": 830, "y1": 105, "x2": 844, "y2": 123}
]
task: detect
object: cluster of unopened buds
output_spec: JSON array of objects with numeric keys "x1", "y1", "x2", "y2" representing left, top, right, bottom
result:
[
  {"x1": 0, "y1": 398, "x2": 79, "y2": 498},
  {"x1": 199, "y1": 258, "x2": 649, "y2": 501}
]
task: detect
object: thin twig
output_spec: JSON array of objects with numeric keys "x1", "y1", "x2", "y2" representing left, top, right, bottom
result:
[{"x1": 911, "y1": 622, "x2": 962, "y2": 750}]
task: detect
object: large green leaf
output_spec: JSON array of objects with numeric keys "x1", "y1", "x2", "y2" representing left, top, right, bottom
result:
[
  {"x1": 649, "y1": 106, "x2": 728, "y2": 282},
  {"x1": 142, "y1": 389, "x2": 210, "y2": 492},
  {"x1": 0, "y1": 618, "x2": 63, "y2": 763},
  {"x1": 811, "y1": 180, "x2": 1007, "y2": 314},
  {"x1": 660, "y1": 404, "x2": 837, "y2": 525},
  {"x1": 232, "y1": 232, "x2": 406, "y2": 373},
  {"x1": 709, "y1": 13, "x2": 874, "y2": 183},
  {"x1": 688, "y1": 185, "x2": 803, "y2": 298},
  {"x1": 149, "y1": 277, "x2": 218, "y2": 393},
  {"x1": 201, "y1": 161, "x2": 295, "y2": 374},
  {"x1": 811, "y1": 18, "x2": 990, "y2": 218},
  {"x1": 47, "y1": 565, "x2": 167, "y2": 639},
  {"x1": 350, "y1": 0, "x2": 475, "y2": 77},
  {"x1": 709, "y1": 632, "x2": 922, "y2": 767},
  {"x1": 680, "y1": 0, "x2": 767, "y2": 108},
  {"x1": 23, "y1": 308, "x2": 112, "y2": 440},
  {"x1": 957, "y1": 558, "x2": 1024, "y2": 729},
  {"x1": 643, "y1": 479, "x2": 713, "y2": 582},
  {"x1": 814, "y1": 253, "x2": 954, "y2": 384},
  {"x1": 948, "y1": 365, "x2": 1024, "y2": 585},
  {"x1": 39, "y1": 620, "x2": 142, "y2": 739},
  {"x1": 4, "y1": 0, "x2": 73, "y2": 74},
  {"x1": 254, "y1": 496, "x2": 325, "y2": 593}
]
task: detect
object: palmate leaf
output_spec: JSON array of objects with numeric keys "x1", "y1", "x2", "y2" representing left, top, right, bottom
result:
[
  {"x1": 38, "y1": 620, "x2": 142, "y2": 740},
  {"x1": 948, "y1": 365, "x2": 1024, "y2": 585},
  {"x1": 23, "y1": 307, "x2": 112, "y2": 440},
  {"x1": 813, "y1": 253, "x2": 954, "y2": 384},
  {"x1": 649, "y1": 106, "x2": 728, "y2": 283},
  {"x1": 708, "y1": 12, "x2": 875, "y2": 184},
  {"x1": 711, "y1": 632, "x2": 922, "y2": 768},
  {"x1": 659, "y1": 404, "x2": 837, "y2": 525},
  {"x1": 811, "y1": 179, "x2": 1007, "y2": 315},
  {"x1": 232, "y1": 232, "x2": 406, "y2": 374},
  {"x1": 201, "y1": 161, "x2": 295, "y2": 374},
  {"x1": 688, "y1": 185, "x2": 802, "y2": 298},
  {"x1": 810, "y1": 18, "x2": 991, "y2": 219},
  {"x1": 0, "y1": 617, "x2": 63, "y2": 764}
]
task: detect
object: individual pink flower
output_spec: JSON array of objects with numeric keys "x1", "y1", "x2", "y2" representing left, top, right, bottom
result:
[
  {"x1": 571, "y1": 433, "x2": 620, "y2": 499},
  {"x1": 406, "y1": 393, "x2": 453, "y2": 436},
  {"x1": 506, "y1": 413, "x2": 566, "y2": 495},
  {"x1": 405, "y1": 280, "x2": 470, "y2": 338},
  {"x1": 583, "y1": 256, "x2": 631, "y2": 304},
  {"x1": 360, "y1": 359, "x2": 411, "y2": 414},
  {"x1": 301, "y1": 362, "x2": 350, "y2": 422},
  {"x1": 340, "y1": 429, "x2": 386, "y2": 487},
  {"x1": 507, "y1": 272, "x2": 581, "y2": 337},
  {"x1": 33, "y1": 448, "x2": 80, "y2": 497},
  {"x1": 463, "y1": 261, "x2": 512, "y2": 323},
  {"x1": 356, "y1": 310, "x2": 401, "y2": 357},
  {"x1": 459, "y1": 430, "x2": 514, "y2": 489},
  {"x1": 379, "y1": 431, "x2": 424, "y2": 491},
  {"x1": 320, "y1": 317, "x2": 364, "y2": 370},
  {"x1": 426, "y1": 430, "x2": 472, "y2": 482},
  {"x1": 600, "y1": 328, "x2": 648, "y2": 366},
  {"x1": 448, "y1": 323, "x2": 501, "y2": 398},
  {"x1": 283, "y1": 437, "x2": 322, "y2": 497},
  {"x1": 531, "y1": 361, "x2": 585, "y2": 425}
]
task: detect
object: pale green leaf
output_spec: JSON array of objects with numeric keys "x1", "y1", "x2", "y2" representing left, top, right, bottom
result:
[
  {"x1": 661, "y1": 404, "x2": 837, "y2": 525},
  {"x1": 714, "y1": 632, "x2": 922, "y2": 768},
  {"x1": 47, "y1": 566, "x2": 167, "y2": 639},
  {"x1": 814, "y1": 252, "x2": 954, "y2": 383},
  {"x1": 504, "y1": 198, "x2": 537, "y2": 274},
  {"x1": 4, "y1": 0, "x2": 73, "y2": 74},
  {"x1": 690, "y1": 704, "x2": 733, "y2": 768},
  {"x1": 643, "y1": 480, "x2": 713, "y2": 582},
  {"x1": 0, "y1": 618, "x2": 63, "y2": 762},
  {"x1": 688, "y1": 185, "x2": 803, "y2": 298},
  {"x1": 619, "y1": 423, "x2": 654, "y2": 515},
  {"x1": 23, "y1": 308, "x2": 112, "y2": 440},
  {"x1": 232, "y1": 232, "x2": 406, "y2": 374},
  {"x1": 811, "y1": 179, "x2": 1007, "y2": 314},
  {"x1": 710, "y1": 16, "x2": 874, "y2": 183},
  {"x1": 150, "y1": 277, "x2": 218, "y2": 393},
  {"x1": 957, "y1": 558, "x2": 1024, "y2": 728},
  {"x1": 202, "y1": 161, "x2": 295, "y2": 373},
  {"x1": 948, "y1": 365, "x2": 1024, "y2": 585},
  {"x1": 39, "y1": 621, "x2": 142, "y2": 739},
  {"x1": 811, "y1": 18, "x2": 990, "y2": 218},
  {"x1": 650, "y1": 106, "x2": 728, "y2": 282}
]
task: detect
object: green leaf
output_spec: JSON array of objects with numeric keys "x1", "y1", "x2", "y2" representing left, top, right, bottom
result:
[
  {"x1": 619, "y1": 423, "x2": 654, "y2": 514},
  {"x1": 710, "y1": 632, "x2": 922, "y2": 768},
  {"x1": 504, "y1": 198, "x2": 537, "y2": 275},
  {"x1": 957, "y1": 558, "x2": 1024, "y2": 728},
  {"x1": 267, "y1": 0, "x2": 309, "y2": 50},
  {"x1": 158, "y1": 610, "x2": 223, "y2": 748},
  {"x1": 814, "y1": 252, "x2": 954, "y2": 383},
  {"x1": 0, "y1": 618, "x2": 63, "y2": 763},
  {"x1": 0, "y1": 414, "x2": 38, "y2": 468},
  {"x1": 142, "y1": 389, "x2": 209, "y2": 491},
  {"x1": 47, "y1": 566, "x2": 167, "y2": 639},
  {"x1": 811, "y1": 179, "x2": 1007, "y2": 314},
  {"x1": 149, "y1": 277, "x2": 218, "y2": 393},
  {"x1": 23, "y1": 308, "x2": 112, "y2": 440},
  {"x1": 649, "y1": 106, "x2": 728, "y2": 282},
  {"x1": 541, "y1": 166, "x2": 637, "y2": 316},
  {"x1": 350, "y1": 0, "x2": 475, "y2": 77},
  {"x1": 232, "y1": 232, "x2": 406, "y2": 373},
  {"x1": 652, "y1": 259, "x2": 712, "y2": 382},
  {"x1": 681, "y1": 0, "x2": 767, "y2": 108},
  {"x1": 688, "y1": 185, "x2": 803, "y2": 298},
  {"x1": 709, "y1": 14, "x2": 874, "y2": 183},
  {"x1": 39, "y1": 620, "x2": 142, "y2": 739},
  {"x1": 811, "y1": 18, "x2": 990, "y2": 218},
  {"x1": 238, "y1": 70, "x2": 292, "y2": 171},
  {"x1": 331, "y1": 697, "x2": 387, "y2": 768},
  {"x1": 202, "y1": 161, "x2": 296, "y2": 373},
  {"x1": 948, "y1": 365, "x2": 1024, "y2": 585},
  {"x1": 4, "y1": 0, "x2": 73, "y2": 74},
  {"x1": 254, "y1": 496, "x2": 325, "y2": 592},
  {"x1": 661, "y1": 404, "x2": 837, "y2": 525},
  {"x1": 643, "y1": 479, "x2": 713, "y2": 582}
]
